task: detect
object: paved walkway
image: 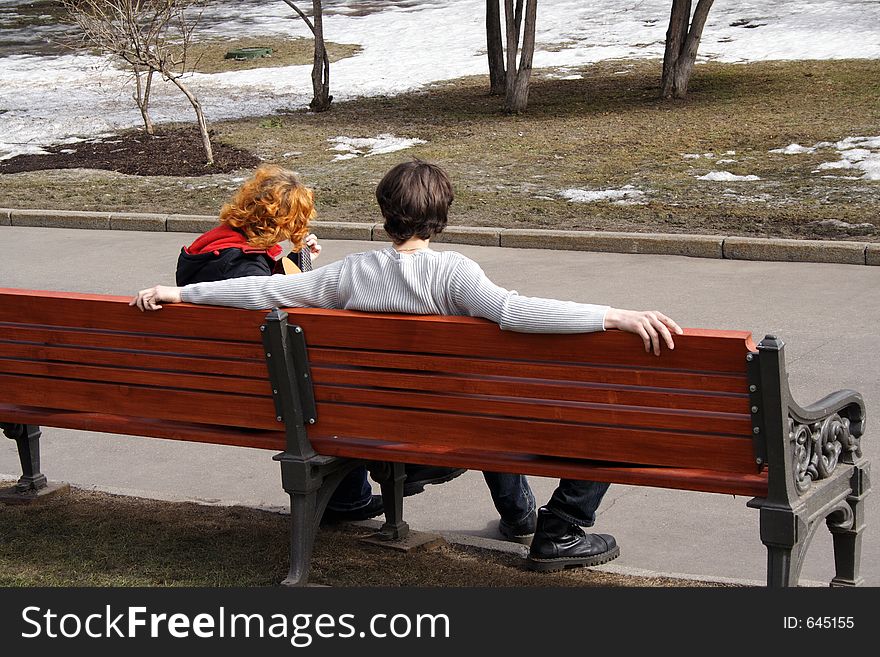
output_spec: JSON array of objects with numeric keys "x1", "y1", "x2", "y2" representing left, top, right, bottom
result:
[{"x1": 1, "y1": 225, "x2": 877, "y2": 585}]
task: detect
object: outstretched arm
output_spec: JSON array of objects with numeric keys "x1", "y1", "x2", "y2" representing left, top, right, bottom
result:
[
  {"x1": 449, "y1": 257, "x2": 681, "y2": 355},
  {"x1": 132, "y1": 260, "x2": 344, "y2": 311}
]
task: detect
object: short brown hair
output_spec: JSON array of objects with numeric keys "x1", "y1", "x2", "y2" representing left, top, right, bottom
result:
[
  {"x1": 375, "y1": 160, "x2": 454, "y2": 243},
  {"x1": 219, "y1": 164, "x2": 316, "y2": 251}
]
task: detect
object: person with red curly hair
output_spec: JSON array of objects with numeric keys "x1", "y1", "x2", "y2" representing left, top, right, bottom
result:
[{"x1": 176, "y1": 164, "x2": 322, "y2": 285}]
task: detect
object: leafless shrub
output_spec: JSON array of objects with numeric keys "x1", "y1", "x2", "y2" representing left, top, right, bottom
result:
[{"x1": 62, "y1": 0, "x2": 214, "y2": 164}]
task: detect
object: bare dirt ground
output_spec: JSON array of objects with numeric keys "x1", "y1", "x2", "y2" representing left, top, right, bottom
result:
[{"x1": 0, "y1": 128, "x2": 259, "y2": 177}]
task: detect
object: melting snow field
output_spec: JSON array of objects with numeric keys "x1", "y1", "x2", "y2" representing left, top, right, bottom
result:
[{"x1": 0, "y1": 0, "x2": 879, "y2": 161}]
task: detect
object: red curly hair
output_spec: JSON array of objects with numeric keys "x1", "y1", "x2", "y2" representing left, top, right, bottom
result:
[{"x1": 219, "y1": 165, "x2": 316, "y2": 251}]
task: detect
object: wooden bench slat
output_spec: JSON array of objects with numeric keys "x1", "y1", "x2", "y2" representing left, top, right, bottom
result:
[
  {"x1": 310, "y1": 347, "x2": 750, "y2": 394},
  {"x1": 0, "y1": 373, "x2": 278, "y2": 430},
  {"x1": 0, "y1": 290, "x2": 267, "y2": 341},
  {"x1": 309, "y1": 435, "x2": 769, "y2": 497},
  {"x1": 313, "y1": 385, "x2": 752, "y2": 436},
  {"x1": 312, "y1": 367, "x2": 750, "y2": 415},
  {"x1": 0, "y1": 341, "x2": 267, "y2": 379},
  {"x1": 0, "y1": 358, "x2": 270, "y2": 396},
  {"x1": 310, "y1": 403, "x2": 758, "y2": 473},
  {"x1": 0, "y1": 403, "x2": 285, "y2": 451},
  {"x1": 0, "y1": 323, "x2": 263, "y2": 360},
  {"x1": 288, "y1": 310, "x2": 755, "y2": 374}
]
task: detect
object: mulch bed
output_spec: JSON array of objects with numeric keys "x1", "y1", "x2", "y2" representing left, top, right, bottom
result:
[{"x1": 0, "y1": 127, "x2": 261, "y2": 177}]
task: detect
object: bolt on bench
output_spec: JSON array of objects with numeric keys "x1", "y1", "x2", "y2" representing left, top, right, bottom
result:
[{"x1": 0, "y1": 288, "x2": 870, "y2": 587}]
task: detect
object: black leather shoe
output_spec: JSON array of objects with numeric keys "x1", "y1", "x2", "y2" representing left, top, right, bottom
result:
[
  {"x1": 499, "y1": 510, "x2": 538, "y2": 544},
  {"x1": 527, "y1": 507, "x2": 619, "y2": 571},
  {"x1": 321, "y1": 494, "x2": 384, "y2": 525},
  {"x1": 402, "y1": 465, "x2": 467, "y2": 497}
]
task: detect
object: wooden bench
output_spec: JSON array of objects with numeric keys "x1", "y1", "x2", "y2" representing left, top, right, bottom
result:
[{"x1": 0, "y1": 288, "x2": 870, "y2": 587}]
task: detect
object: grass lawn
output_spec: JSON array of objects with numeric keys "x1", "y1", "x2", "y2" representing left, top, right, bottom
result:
[
  {"x1": 0, "y1": 484, "x2": 724, "y2": 587},
  {"x1": 1, "y1": 58, "x2": 877, "y2": 240}
]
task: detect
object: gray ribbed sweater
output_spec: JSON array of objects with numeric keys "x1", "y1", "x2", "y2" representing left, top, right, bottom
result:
[{"x1": 180, "y1": 247, "x2": 608, "y2": 334}]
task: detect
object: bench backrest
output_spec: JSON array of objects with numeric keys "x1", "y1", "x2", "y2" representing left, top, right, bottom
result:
[
  {"x1": 0, "y1": 289, "x2": 284, "y2": 450},
  {"x1": 287, "y1": 309, "x2": 759, "y2": 477},
  {"x1": 0, "y1": 289, "x2": 762, "y2": 492}
]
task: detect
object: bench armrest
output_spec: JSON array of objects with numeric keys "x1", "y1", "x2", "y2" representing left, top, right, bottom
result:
[{"x1": 786, "y1": 389, "x2": 865, "y2": 494}]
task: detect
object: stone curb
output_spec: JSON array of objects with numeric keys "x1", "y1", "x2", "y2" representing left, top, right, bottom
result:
[
  {"x1": 867, "y1": 244, "x2": 880, "y2": 267},
  {"x1": 2, "y1": 210, "x2": 877, "y2": 266},
  {"x1": 500, "y1": 229, "x2": 724, "y2": 258},
  {"x1": 9, "y1": 208, "x2": 111, "y2": 230},
  {"x1": 723, "y1": 236, "x2": 867, "y2": 266},
  {"x1": 110, "y1": 212, "x2": 167, "y2": 232},
  {"x1": 166, "y1": 215, "x2": 216, "y2": 234}
]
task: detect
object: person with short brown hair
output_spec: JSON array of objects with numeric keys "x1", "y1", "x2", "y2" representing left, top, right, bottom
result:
[
  {"x1": 134, "y1": 159, "x2": 682, "y2": 571},
  {"x1": 376, "y1": 159, "x2": 454, "y2": 243}
]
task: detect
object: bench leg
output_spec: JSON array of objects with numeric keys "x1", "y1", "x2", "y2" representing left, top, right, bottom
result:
[
  {"x1": 829, "y1": 465, "x2": 870, "y2": 587},
  {"x1": 277, "y1": 456, "x2": 368, "y2": 587},
  {"x1": 1, "y1": 423, "x2": 48, "y2": 493},
  {"x1": 284, "y1": 485, "x2": 320, "y2": 587},
  {"x1": 760, "y1": 505, "x2": 807, "y2": 587},
  {"x1": 765, "y1": 545, "x2": 801, "y2": 587},
  {"x1": 370, "y1": 462, "x2": 409, "y2": 540}
]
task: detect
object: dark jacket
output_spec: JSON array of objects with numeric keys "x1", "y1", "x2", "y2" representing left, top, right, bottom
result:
[{"x1": 176, "y1": 224, "x2": 311, "y2": 286}]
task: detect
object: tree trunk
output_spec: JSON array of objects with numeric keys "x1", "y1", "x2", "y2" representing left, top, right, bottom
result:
[
  {"x1": 503, "y1": 0, "x2": 537, "y2": 114},
  {"x1": 167, "y1": 74, "x2": 214, "y2": 165},
  {"x1": 309, "y1": 0, "x2": 332, "y2": 111},
  {"x1": 281, "y1": 0, "x2": 332, "y2": 112},
  {"x1": 661, "y1": 0, "x2": 714, "y2": 99},
  {"x1": 133, "y1": 65, "x2": 155, "y2": 135},
  {"x1": 486, "y1": 0, "x2": 505, "y2": 95}
]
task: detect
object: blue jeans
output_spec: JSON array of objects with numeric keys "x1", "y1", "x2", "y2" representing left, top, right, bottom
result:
[
  {"x1": 483, "y1": 472, "x2": 610, "y2": 528},
  {"x1": 328, "y1": 464, "x2": 453, "y2": 510},
  {"x1": 330, "y1": 466, "x2": 610, "y2": 528},
  {"x1": 328, "y1": 465, "x2": 373, "y2": 511}
]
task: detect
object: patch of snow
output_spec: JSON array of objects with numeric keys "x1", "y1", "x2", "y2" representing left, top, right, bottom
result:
[
  {"x1": 697, "y1": 171, "x2": 761, "y2": 181},
  {"x1": 836, "y1": 136, "x2": 880, "y2": 150},
  {"x1": 811, "y1": 136, "x2": 880, "y2": 180},
  {"x1": 327, "y1": 134, "x2": 426, "y2": 161},
  {"x1": 560, "y1": 185, "x2": 646, "y2": 204},
  {"x1": 715, "y1": 158, "x2": 737, "y2": 164},
  {"x1": 770, "y1": 143, "x2": 816, "y2": 154},
  {"x1": 808, "y1": 219, "x2": 875, "y2": 234}
]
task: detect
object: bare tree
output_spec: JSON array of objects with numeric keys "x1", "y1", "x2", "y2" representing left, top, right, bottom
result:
[
  {"x1": 503, "y1": 0, "x2": 538, "y2": 113},
  {"x1": 486, "y1": 0, "x2": 505, "y2": 96},
  {"x1": 133, "y1": 64, "x2": 155, "y2": 135},
  {"x1": 62, "y1": 0, "x2": 214, "y2": 164},
  {"x1": 281, "y1": 0, "x2": 331, "y2": 112},
  {"x1": 661, "y1": 0, "x2": 714, "y2": 99}
]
